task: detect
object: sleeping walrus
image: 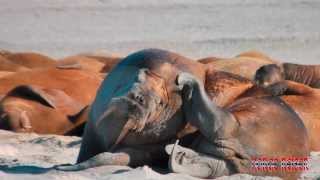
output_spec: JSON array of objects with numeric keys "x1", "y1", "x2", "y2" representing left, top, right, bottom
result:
[
  {"x1": 56, "y1": 54, "x2": 121, "y2": 73},
  {"x1": 0, "y1": 55, "x2": 30, "y2": 72},
  {"x1": 0, "y1": 85, "x2": 88, "y2": 136},
  {"x1": 198, "y1": 50, "x2": 277, "y2": 80},
  {"x1": 0, "y1": 67, "x2": 102, "y2": 135},
  {"x1": 56, "y1": 49, "x2": 309, "y2": 180},
  {"x1": 2, "y1": 52, "x2": 56, "y2": 69}
]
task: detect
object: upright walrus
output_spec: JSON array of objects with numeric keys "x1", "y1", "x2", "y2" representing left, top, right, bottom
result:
[{"x1": 56, "y1": 48, "x2": 207, "y2": 170}]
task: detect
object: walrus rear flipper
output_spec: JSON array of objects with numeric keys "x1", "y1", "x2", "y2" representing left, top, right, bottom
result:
[{"x1": 55, "y1": 152, "x2": 130, "y2": 171}]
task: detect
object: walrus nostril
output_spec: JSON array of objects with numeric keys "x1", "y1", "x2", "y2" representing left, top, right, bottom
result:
[{"x1": 136, "y1": 95, "x2": 144, "y2": 105}]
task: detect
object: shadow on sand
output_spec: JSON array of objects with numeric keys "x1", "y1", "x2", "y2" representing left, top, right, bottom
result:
[{"x1": 0, "y1": 165, "x2": 53, "y2": 174}]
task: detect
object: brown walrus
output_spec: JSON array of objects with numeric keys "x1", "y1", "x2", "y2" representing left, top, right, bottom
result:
[
  {"x1": 55, "y1": 49, "x2": 309, "y2": 180},
  {"x1": 254, "y1": 65, "x2": 320, "y2": 150},
  {"x1": 0, "y1": 55, "x2": 29, "y2": 72},
  {"x1": 0, "y1": 71, "x2": 15, "y2": 79},
  {"x1": 199, "y1": 66, "x2": 320, "y2": 152},
  {"x1": 0, "y1": 67, "x2": 102, "y2": 103},
  {"x1": 0, "y1": 67, "x2": 102, "y2": 135},
  {"x1": 166, "y1": 72, "x2": 309, "y2": 180},
  {"x1": 2, "y1": 52, "x2": 56, "y2": 69},
  {"x1": 56, "y1": 55, "x2": 106, "y2": 73},
  {"x1": 199, "y1": 67, "x2": 320, "y2": 152},
  {"x1": 199, "y1": 50, "x2": 277, "y2": 80},
  {"x1": 56, "y1": 54, "x2": 121, "y2": 73},
  {"x1": 255, "y1": 63, "x2": 320, "y2": 88},
  {"x1": 0, "y1": 85, "x2": 88, "y2": 136}
]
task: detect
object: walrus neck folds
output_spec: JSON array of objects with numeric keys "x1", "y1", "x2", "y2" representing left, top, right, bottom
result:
[{"x1": 283, "y1": 63, "x2": 316, "y2": 86}]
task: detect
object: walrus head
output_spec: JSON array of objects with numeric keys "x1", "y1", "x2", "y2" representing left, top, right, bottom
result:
[{"x1": 254, "y1": 64, "x2": 284, "y2": 87}]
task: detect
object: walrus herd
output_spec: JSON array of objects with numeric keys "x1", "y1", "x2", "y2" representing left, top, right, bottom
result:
[{"x1": 0, "y1": 48, "x2": 319, "y2": 179}]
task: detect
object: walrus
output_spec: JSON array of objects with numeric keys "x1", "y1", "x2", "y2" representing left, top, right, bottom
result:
[
  {"x1": 255, "y1": 63, "x2": 320, "y2": 88},
  {"x1": 55, "y1": 48, "x2": 207, "y2": 171},
  {"x1": 0, "y1": 67, "x2": 102, "y2": 104},
  {"x1": 56, "y1": 55, "x2": 121, "y2": 73},
  {"x1": 0, "y1": 67, "x2": 102, "y2": 135},
  {"x1": 0, "y1": 71, "x2": 14, "y2": 79},
  {"x1": 0, "y1": 55, "x2": 30, "y2": 72},
  {"x1": 200, "y1": 50, "x2": 277, "y2": 80},
  {"x1": 165, "y1": 72, "x2": 309, "y2": 179},
  {"x1": 0, "y1": 85, "x2": 88, "y2": 136},
  {"x1": 254, "y1": 63, "x2": 320, "y2": 150},
  {"x1": 195, "y1": 66, "x2": 320, "y2": 152},
  {"x1": 2, "y1": 52, "x2": 56, "y2": 69}
]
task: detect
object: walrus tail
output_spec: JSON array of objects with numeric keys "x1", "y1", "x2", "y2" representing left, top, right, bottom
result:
[{"x1": 54, "y1": 152, "x2": 130, "y2": 171}]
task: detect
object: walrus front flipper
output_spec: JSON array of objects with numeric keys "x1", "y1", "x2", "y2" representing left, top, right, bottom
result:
[
  {"x1": 265, "y1": 81, "x2": 289, "y2": 96},
  {"x1": 55, "y1": 152, "x2": 130, "y2": 171},
  {"x1": 267, "y1": 80, "x2": 314, "y2": 96},
  {"x1": 176, "y1": 72, "x2": 239, "y2": 143}
]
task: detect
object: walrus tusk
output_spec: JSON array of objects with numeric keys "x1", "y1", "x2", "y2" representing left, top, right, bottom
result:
[{"x1": 109, "y1": 118, "x2": 136, "y2": 152}]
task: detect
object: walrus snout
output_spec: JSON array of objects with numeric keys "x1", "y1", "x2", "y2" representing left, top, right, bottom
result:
[{"x1": 122, "y1": 96, "x2": 148, "y2": 131}]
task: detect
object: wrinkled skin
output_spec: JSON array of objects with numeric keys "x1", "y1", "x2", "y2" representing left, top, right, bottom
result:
[
  {"x1": 204, "y1": 68, "x2": 320, "y2": 151},
  {"x1": 167, "y1": 73, "x2": 309, "y2": 179},
  {"x1": 199, "y1": 50, "x2": 277, "y2": 80},
  {"x1": 55, "y1": 49, "x2": 206, "y2": 171},
  {"x1": 255, "y1": 63, "x2": 320, "y2": 89},
  {"x1": 2, "y1": 52, "x2": 56, "y2": 69},
  {"x1": 201, "y1": 68, "x2": 320, "y2": 152},
  {"x1": 0, "y1": 68, "x2": 102, "y2": 136}
]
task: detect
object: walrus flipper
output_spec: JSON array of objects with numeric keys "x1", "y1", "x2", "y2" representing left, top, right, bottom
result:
[
  {"x1": 176, "y1": 72, "x2": 238, "y2": 142},
  {"x1": 265, "y1": 81, "x2": 289, "y2": 96},
  {"x1": 266, "y1": 80, "x2": 314, "y2": 96},
  {"x1": 166, "y1": 140, "x2": 228, "y2": 178},
  {"x1": 55, "y1": 152, "x2": 130, "y2": 171}
]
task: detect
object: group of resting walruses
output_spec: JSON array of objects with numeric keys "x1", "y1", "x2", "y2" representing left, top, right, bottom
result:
[{"x1": 0, "y1": 48, "x2": 319, "y2": 179}]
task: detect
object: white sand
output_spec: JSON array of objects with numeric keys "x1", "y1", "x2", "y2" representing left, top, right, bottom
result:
[
  {"x1": 0, "y1": 129, "x2": 318, "y2": 179},
  {"x1": 0, "y1": 0, "x2": 319, "y2": 63},
  {"x1": 0, "y1": 130, "x2": 286, "y2": 180}
]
